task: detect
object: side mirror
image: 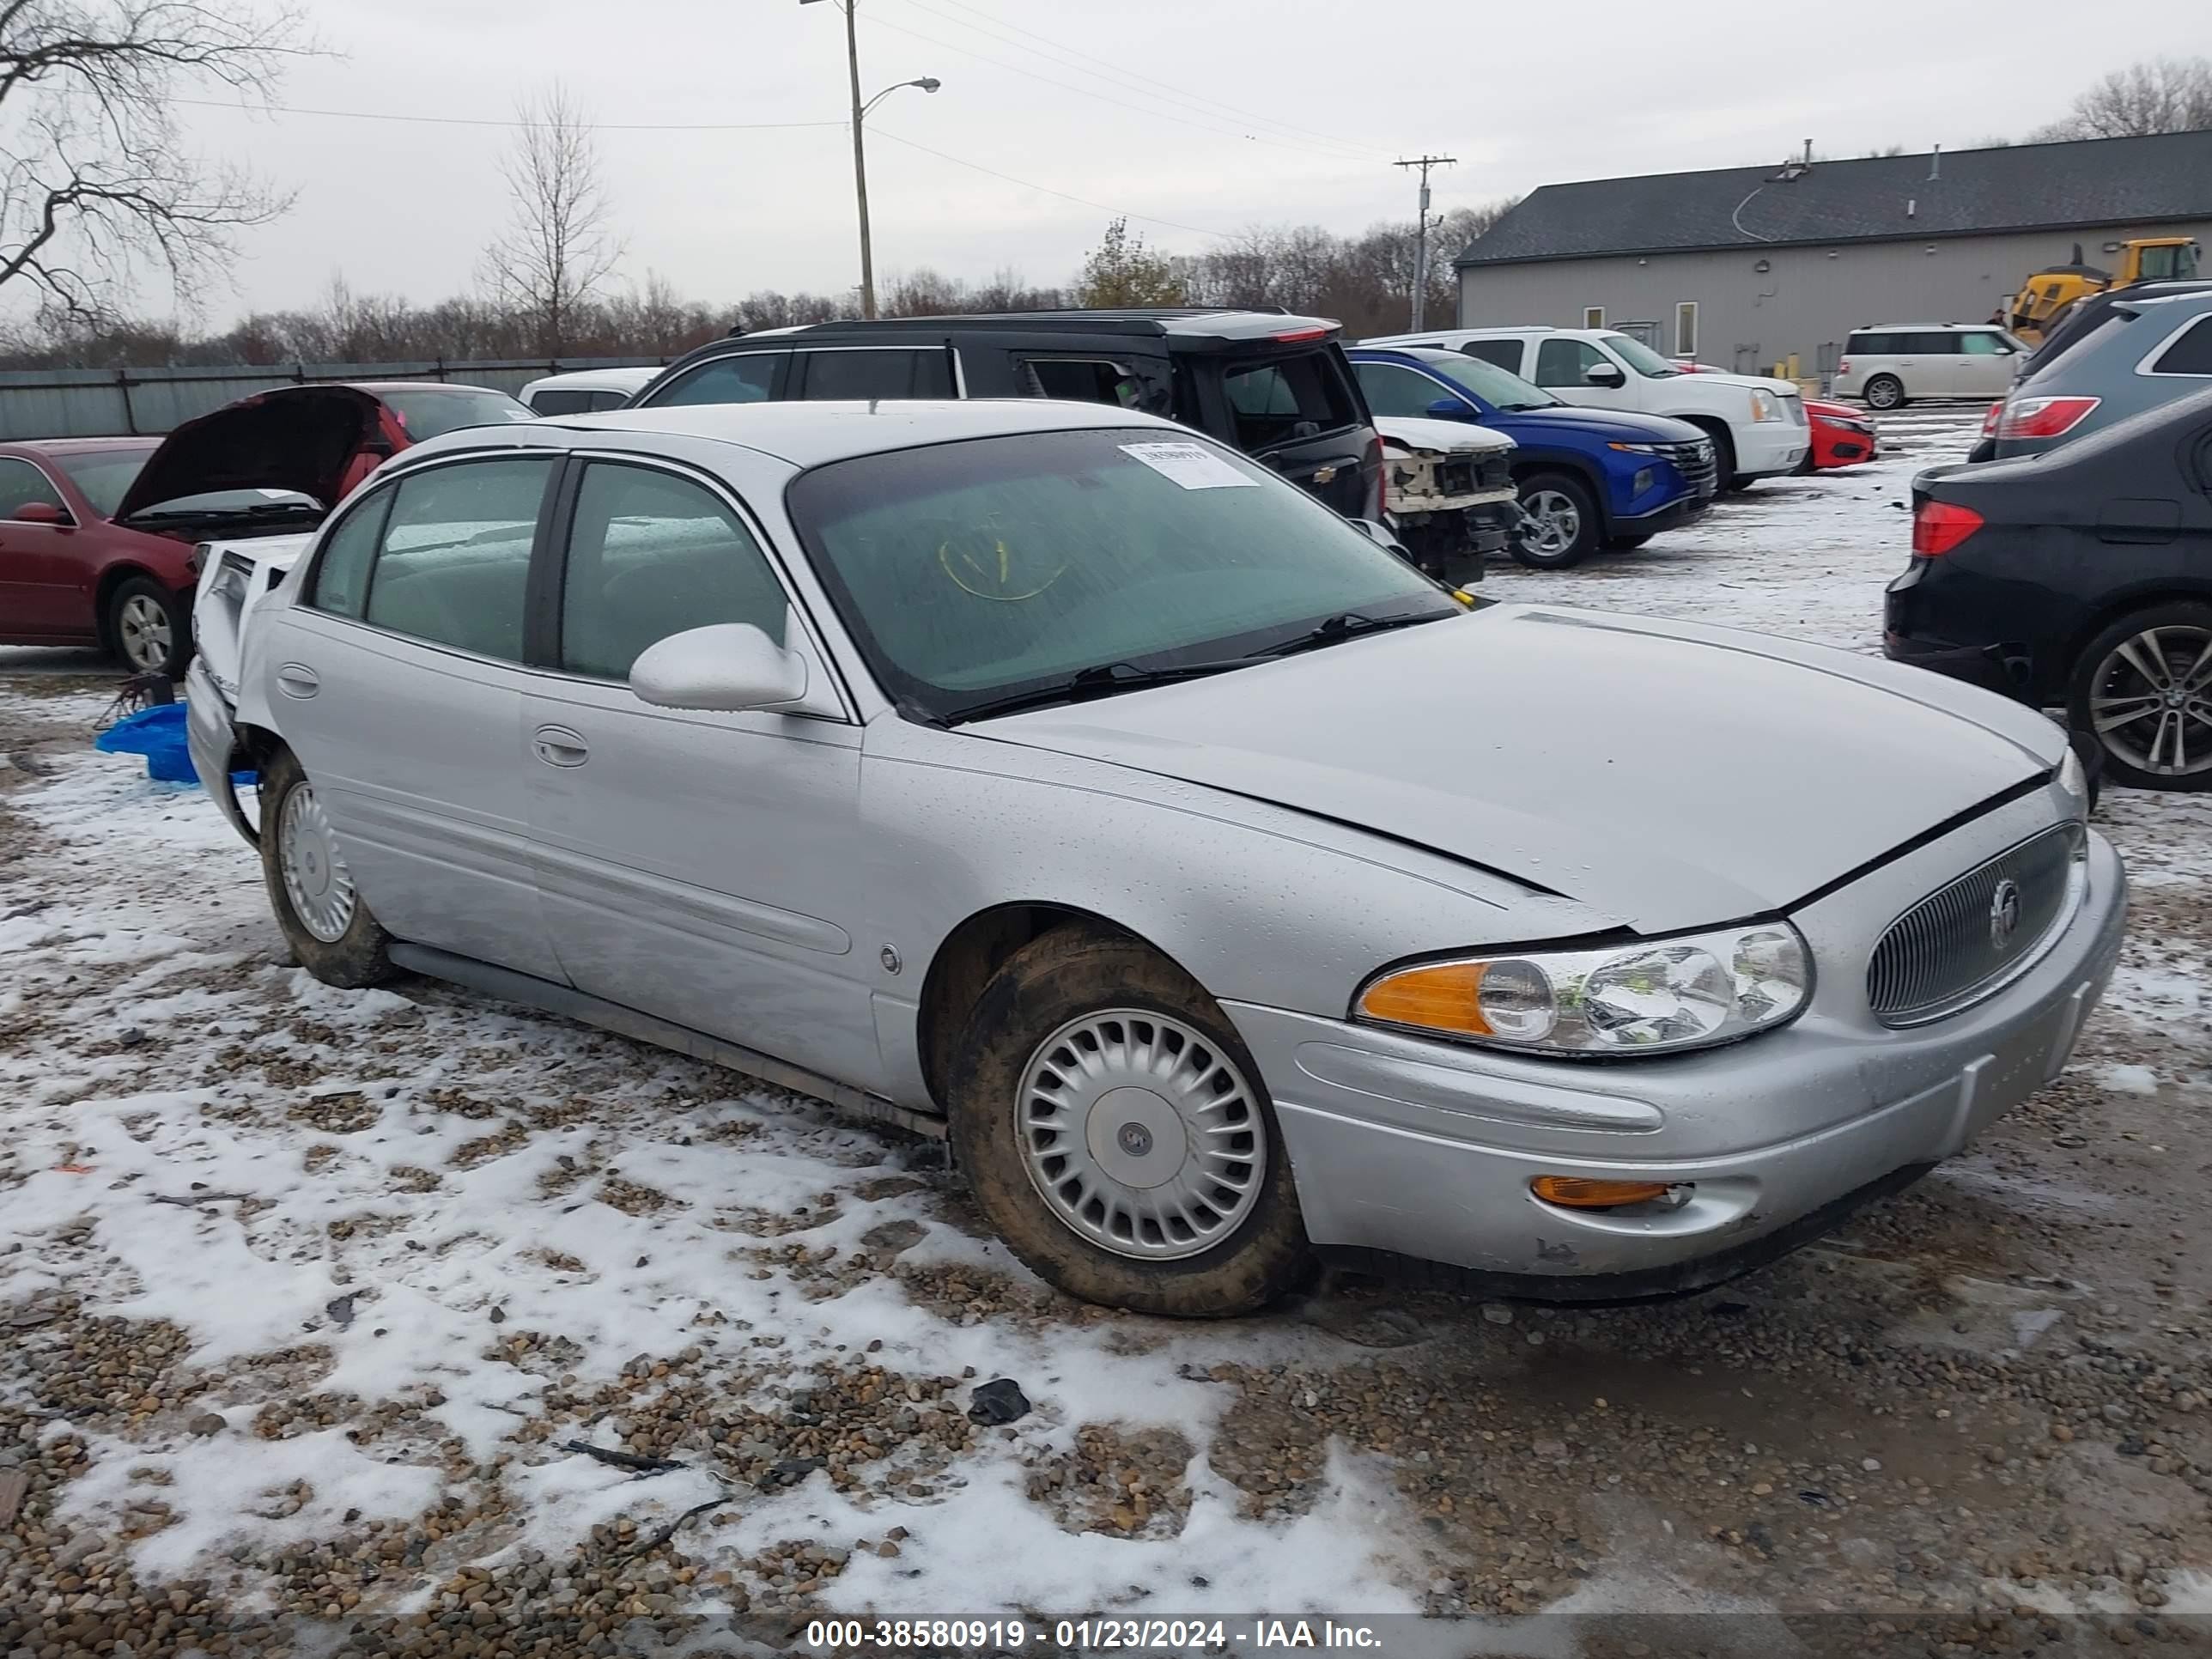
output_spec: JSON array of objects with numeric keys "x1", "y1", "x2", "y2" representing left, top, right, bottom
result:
[
  {"x1": 14, "y1": 500, "x2": 70, "y2": 526},
  {"x1": 1583, "y1": 363, "x2": 1627, "y2": 388},
  {"x1": 1425, "y1": 397, "x2": 1474, "y2": 421},
  {"x1": 629, "y1": 622, "x2": 808, "y2": 713}
]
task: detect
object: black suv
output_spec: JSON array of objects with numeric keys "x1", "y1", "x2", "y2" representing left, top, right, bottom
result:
[{"x1": 628, "y1": 309, "x2": 1387, "y2": 523}]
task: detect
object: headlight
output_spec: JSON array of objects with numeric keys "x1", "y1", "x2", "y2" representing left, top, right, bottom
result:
[
  {"x1": 1356, "y1": 921, "x2": 1812, "y2": 1056},
  {"x1": 1606, "y1": 442, "x2": 1662, "y2": 454},
  {"x1": 1748, "y1": 390, "x2": 1781, "y2": 422}
]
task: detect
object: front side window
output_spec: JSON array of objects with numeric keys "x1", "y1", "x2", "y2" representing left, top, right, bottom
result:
[
  {"x1": 1600, "y1": 332, "x2": 1681, "y2": 378},
  {"x1": 1960, "y1": 331, "x2": 2011, "y2": 356},
  {"x1": 558, "y1": 462, "x2": 791, "y2": 682},
  {"x1": 799, "y1": 349, "x2": 955, "y2": 401},
  {"x1": 787, "y1": 428, "x2": 1455, "y2": 725},
  {"x1": 2149, "y1": 315, "x2": 2212, "y2": 376},
  {"x1": 1534, "y1": 337, "x2": 1611, "y2": 386},
  {"x1": 1352, "y1": 362, "x2": 1455, "y2": 418},
  {"x1": 1222, "y1": 351, "x2": 1358, "y2": 450},
  {"x1": 0, "y1": 457, "x2": 62, "y2": 519},
  {"x1": 643, "y1": 352, "x2": 787, "y2": 408},
  {"x1": 360, "y1": 457, "x2": 552, "y2": 662}
]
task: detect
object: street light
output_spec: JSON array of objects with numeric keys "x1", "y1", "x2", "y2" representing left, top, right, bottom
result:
[{"x1": 799, "y1": 0, "x2": 940, "y2": 319}]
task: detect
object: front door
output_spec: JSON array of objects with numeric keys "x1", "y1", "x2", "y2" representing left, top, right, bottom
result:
[
  {"x1": 257, "y1": 453, "x2": 566, "y2": 981},
  {"x1": 520, "y1": 456, "x2": 878, "y2": 1087},
  {"x1": 0, "y1": 458, "x2": 89, "y2": 637},
  {"x1": 1533, "y1": 336, "x2": 1635, "y2": 415}
]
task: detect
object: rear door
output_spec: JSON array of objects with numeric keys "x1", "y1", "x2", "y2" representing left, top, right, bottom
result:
[
  {"x1": 1206, "y1": 347, "x2": 1374, "y2": 515},
  {"x1": 0, "y1": 457, "x2": 88, "y2": 637}
]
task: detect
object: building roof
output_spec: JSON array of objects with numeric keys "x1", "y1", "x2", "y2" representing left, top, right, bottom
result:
[{"x1": 1455, "y1": 130, "x2": 2212, "y2": 268}]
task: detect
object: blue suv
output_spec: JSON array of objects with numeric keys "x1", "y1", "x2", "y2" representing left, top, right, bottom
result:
[{"x1": 1348, "y1": 346, "x2": 1717, "y2": 568}]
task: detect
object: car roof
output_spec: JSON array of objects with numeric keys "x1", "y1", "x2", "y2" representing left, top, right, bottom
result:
[
  {"x1": 1346, "y1": 345, "x2": 1462, "y2": 363},
  {"x1": 347, "y1": 380, "x2": 518, "y2": 396},
  {"x1": 1851, "y1": 322, "x2": 1998, "y2": 331},
  {"x1": 448, "y1": 398, "x2": 1182, "y2": 469},
  {"x1": 0, "y1": 434, "x2": 158, "y2": 455},
  {"x1": 522, "y1": 366, "x2": 663, "y2": 392},
  {"x1": 728, "y1": 308, "x2": 1324, "y2": 343}
]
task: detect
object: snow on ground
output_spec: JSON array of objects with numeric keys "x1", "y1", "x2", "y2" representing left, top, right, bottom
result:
[{"x1": 4, "y1": 407, "x2": 2212, "y2": 1656}]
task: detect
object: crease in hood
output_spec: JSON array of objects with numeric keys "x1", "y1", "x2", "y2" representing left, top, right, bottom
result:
[
  {"x1": 974, "y1": 605, "x2": 2063, "y2": 936},
  {"x1": 116, "y1": 385, "x2": 385, "y2": 521}
]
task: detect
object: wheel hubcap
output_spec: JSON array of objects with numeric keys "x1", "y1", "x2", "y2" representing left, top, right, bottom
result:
[
  {"x1": 1869, "y1": 381, "x2": 1899, "y2": 408},
  {"x1": 278, "y1": 782, "x2": 358, "y2": 942},
  {"x1": 1016, "y1": 1010, "x2": 1266, "y2": 1261},
  {"x1": 1523, "y1": 490, "x2": 1580, "y2": 556},
  {"x1": 117, "y1": 594, "x2": 172, "y2": 670},
  {"x1": 2089, "y1": 624, "x2": 2212, "y2": 778}
]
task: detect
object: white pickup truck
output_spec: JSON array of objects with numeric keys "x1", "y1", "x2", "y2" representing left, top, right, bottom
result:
[{"x1": 1361, "y1": 325, "x2": 1808, "y2": 489}]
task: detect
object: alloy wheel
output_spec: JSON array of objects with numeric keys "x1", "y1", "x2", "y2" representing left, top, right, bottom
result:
[
  {"x1": 1522, "y1": 489, "x2": 1581, "y2": 556},
  {"x1": 278, "y1": 782, "x2": 359, "y2": 942},
  {"x1": 116, "y1": 593, "x2": 173, "y2": 672},
  {"x1": 2087, "y1": 624, "x2": 2212, "y2": 780},
  {"x1": 1016, "y1": 1009, "x2": 1265, "y2": 1261}
]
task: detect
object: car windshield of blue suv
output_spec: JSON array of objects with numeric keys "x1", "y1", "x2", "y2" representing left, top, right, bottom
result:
[{"x1": 1413, "y1": 353, "x2": 1560, "y2": 413}]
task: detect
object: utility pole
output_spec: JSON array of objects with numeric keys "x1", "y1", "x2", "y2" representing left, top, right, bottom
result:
[
  {"x1": 839, "y1": 0, "x2": 874, "y2": 319},
  {"x1": 1395, "y1": 155, "x2": 1455, "y2": 331}
]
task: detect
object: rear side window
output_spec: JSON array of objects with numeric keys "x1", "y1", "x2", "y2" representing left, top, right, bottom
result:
[
  {"x1": 1019, "y1": 357, "x2": 1140, "y2": 407},
  {"x1": 307, "y1": 489, "x2": 394, "y2": 619},
  {"x1": 799, "y1": 349, "x2": 955, "y2": 400},
  {"x1": 2148, "y1": 316, "x2": 2212, "y2": 376},
  {"x1": 1222, "y1": 351, "x2": 1358, "y2": 449},
  {"x1": 529, "y1": 389, "x2": 593, "y2": 416},
  {"x1": 1458, "y1": 339, "x2": 1524, "y2": 370},
  {"x1": 643, "y1": 352, "x2": 786, "y2": 407},
  {"x1": 360, "y1": 457, "x2": 553, "y2": 663},
  {"x1": 1906, "y1": 331, "x2": 1960, "y2": 355}
]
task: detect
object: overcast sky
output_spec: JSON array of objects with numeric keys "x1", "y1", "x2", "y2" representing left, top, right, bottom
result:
[{"x1": 160, "y1": 0, "x2": 2210, "y2": 324}]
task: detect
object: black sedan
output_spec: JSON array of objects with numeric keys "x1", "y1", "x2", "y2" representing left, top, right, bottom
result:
[{"x1": 1885, "y1": 384, "x2": 2212, "y2": 791}]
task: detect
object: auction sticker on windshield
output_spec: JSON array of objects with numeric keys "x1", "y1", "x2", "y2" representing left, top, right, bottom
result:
[{"x1": 1119, "y1": 441, "x2": 1258, "y2": 489}]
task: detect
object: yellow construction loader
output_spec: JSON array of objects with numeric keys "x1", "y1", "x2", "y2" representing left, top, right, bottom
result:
[{"x1": 2003, "y1": 236, "x2": 2201, "y2": 346}]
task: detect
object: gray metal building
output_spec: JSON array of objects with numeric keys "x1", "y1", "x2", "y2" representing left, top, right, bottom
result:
[{"x1": 1454, "y1": 131, "x2": 2212, "y2": 379}]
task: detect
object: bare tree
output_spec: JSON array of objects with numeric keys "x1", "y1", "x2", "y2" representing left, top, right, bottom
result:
[
  {"x1": 2034, "y1": 55, "x2": 2212, "y2": 140},
  {"x1": 0, "y1": 2, "x2": 305, "y2": 326},
  {"x1": 480, "y1": 83, "x2": 623, "y2": 356}
]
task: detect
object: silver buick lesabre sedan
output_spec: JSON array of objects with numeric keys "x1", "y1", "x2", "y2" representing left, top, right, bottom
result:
[{"x1": 188, "y1": 399, "x2": 2126, "y2": 1317}]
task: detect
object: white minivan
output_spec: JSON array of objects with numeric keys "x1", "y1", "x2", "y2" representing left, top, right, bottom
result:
[
  {"x1": 1363, "y1": 325, "x2": 1807, "y2": 488},
  {"x1": 1830, "y1": 325, "x2": 2027, "y2": 410}
]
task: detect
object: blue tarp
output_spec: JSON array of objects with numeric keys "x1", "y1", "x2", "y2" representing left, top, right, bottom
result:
[{"x1": 94, "y1": 703, "x2": 256, "y2": 788}]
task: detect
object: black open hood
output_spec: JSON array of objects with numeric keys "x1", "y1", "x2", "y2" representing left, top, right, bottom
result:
[{"x1": 115, "y1": 385, "x2": 386, "y2": 522}]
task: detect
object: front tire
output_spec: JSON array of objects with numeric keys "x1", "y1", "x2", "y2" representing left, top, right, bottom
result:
[
  {"x1": 2066, "y1": 604, "x2": 2212, "y2": 792},
  {"x1": 946, "y1": 925, "x2": 1310, "y2": 1316},
  {"x1": 105, "y1": 576, "x2": 191, "y2": 677},
  {"x1": 258, "y1": 746, "x2": 396, "y2": 985},
  {"x1": 1510, "y1": 471, "x2": 1600, "y2": 568},
  {"x1": 1863, "y1": 374, "x2": 1905, "y2": 410}
]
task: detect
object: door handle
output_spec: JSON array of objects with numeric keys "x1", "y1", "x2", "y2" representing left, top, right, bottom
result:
[
  {"x1": 532, "y1": 725, "x2": 588, "y2": 767},
  {"x1": 276, "y1": 664, "x2": 319, "y2": 699}
]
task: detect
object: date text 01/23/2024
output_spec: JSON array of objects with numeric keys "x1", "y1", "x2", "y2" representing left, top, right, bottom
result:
[{"x1": 805, "y1": 1618, "x2": 1386, "y2": 1650}]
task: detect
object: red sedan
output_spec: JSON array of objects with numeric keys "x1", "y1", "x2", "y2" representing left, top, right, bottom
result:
[{"x1": 0, "y1": 380, "x2": 532, "y2": 675}]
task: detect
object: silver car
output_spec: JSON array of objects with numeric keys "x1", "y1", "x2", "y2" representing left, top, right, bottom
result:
[{"x1": 188, "y1": 400, "x2": 2127, "y2": 1316}]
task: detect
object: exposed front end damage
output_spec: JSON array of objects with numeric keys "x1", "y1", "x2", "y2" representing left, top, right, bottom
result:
[{"x1": 1375, "y1": 416, "x2": 1520, "y2": 582}]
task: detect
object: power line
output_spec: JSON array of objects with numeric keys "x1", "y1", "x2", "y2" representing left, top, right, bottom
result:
[
  {"x1": 871, "y1": 127, "x2": 1229, "y2": 240},
  {"x1": 158, "y1": 93, "x2": 848, "y2": 132},
  {"x1": 878, "y1": 0, "x2": 1393, "y2": 162},
  {"x1": 857, "y1": 9, "x2": 1383, "y2": 166}
]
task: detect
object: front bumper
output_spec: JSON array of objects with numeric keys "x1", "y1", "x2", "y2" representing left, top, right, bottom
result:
[
  {"x1": 1227, "y1": 822, "x2": 2125, "y2": 1297},
  {"x1": 1734, "y1": 422, "x2": 1809, "y2": 479},
  {"x1": 1613, "y1": 491, "x2": 1710, "y2": 535},
  {"x1": 184, "y1": 656, "x2": 256, "y2": 846}
]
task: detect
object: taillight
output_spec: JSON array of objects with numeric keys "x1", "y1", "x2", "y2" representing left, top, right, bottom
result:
[
  {"x1": 1365, "y1": 433, "x2": 1386, "y2": 518},
  {"x1": 1912, "y1": 500, "x2": 1984, "y2": 556},
  {"x1": 1273, "y1": 325, "x2": 1330, "y2": 343},
  {"x1": 1981, "y1": 401, "x2": 2002, "y2": 437},
  {"x1": 1837, "y1": 357, "x2": 1851, "y2": 374},
  {"x1": 1995, "y1": 395, "x2": 2099, "y2": 441}
]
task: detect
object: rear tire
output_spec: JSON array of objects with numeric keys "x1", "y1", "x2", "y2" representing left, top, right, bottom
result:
[
  {"x1": 105, "y1": 576, "x2": 191, "y2": 678},
  {"x1": 1510, "y1": 471, "x2": 1599, "y2": 568},
  {"x1": 946, "y1": 924, "x2": 1310, "y2": 1316},
  {"x1": 1863, "y1": 374, "x2": 1905, "y2": 410},
  {"x1": 2066, "y1": 604, "x2": 2212, "y2": 792},
  {"x1": 258, "y1": 745, "x2": 396, "y2": 985}
]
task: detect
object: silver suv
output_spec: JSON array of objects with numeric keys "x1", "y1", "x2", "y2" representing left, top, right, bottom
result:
[
  {"x1": 1833, "y1": 324, "x2": 2027, "y2": 409},
  {"x1": 1987, "y1": 288, "x2": 2212, "y2": 458}
]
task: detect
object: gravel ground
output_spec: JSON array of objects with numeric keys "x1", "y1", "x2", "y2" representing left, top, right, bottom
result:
[{"x1": 3, "y1": 408, "x2": 2210, "y2": 1658}]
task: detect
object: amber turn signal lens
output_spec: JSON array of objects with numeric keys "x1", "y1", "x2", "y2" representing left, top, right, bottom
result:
[
  {"x1": 1529, "y1": 1176, "x2": 1674, "y2": 1209},
  {"x1": 1357, "y1": 961, "x2": 1490, "y2": 1035}
]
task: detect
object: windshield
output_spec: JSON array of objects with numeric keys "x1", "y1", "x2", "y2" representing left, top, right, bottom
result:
[
  {"x1": 382, "y1": 387, "x2": 536, "y2": 441},
  {"x1": 53, "y1": 447, "x2": 155, "y2": 518},
  {"x1": 2138, "y1": 244, "x2": 2200, "y2": 282},
  {"x1": 786, "y1": 428, "x2": 1457, "y2": 724},
  {"x1": 1416, "y1": 353, "x2": 1559, "y2": 412},
  {"x1": 1601, "y1": 333, "x2": 1683, "y2": 378}
]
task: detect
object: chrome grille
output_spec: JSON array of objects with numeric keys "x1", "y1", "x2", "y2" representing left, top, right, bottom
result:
[
  {"x1": 1652, "y1": 438, "x2": 1719, "y2": 498},
  {"x1": 1867, "y1": 823, "x2": 2085, "y2": 1026}
]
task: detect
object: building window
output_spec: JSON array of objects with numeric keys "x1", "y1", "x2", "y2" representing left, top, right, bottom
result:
[
  {"x1": 1583, "y1": 307, "x2": 1605, "y2": 329},
  {"x1": 1675, "y1": 302, "x2": 1698, "y2": 360}
]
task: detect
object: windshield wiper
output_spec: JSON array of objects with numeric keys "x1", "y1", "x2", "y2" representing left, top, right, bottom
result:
[
  {"x1": 1255, "y1": 610, "x2": 1450, "y2": 659},
  {"x1": 948, "y1": 657, "x2": 1251, "y2": 725}
]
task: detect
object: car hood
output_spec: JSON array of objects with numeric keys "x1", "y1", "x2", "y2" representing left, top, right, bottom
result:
[
  {"x1": 1374, "y1": 416, "x2": 1515, "y2": 456},
  {"x1": 115, "y1": 386, "x2": 386, "y2": 521},
  {"x1": 1688, "y1": 369, "x2": 1801, "y2": 397},
  {"x1": 1805, "y1": 399, "x2": 1864, "y2": 422},
  {"x1": 1492, "y1": 404, "x2": 1706, "y2": 445},
  {"x1": 976, "y1": 605, "x2": 2064, "y2": 935}
]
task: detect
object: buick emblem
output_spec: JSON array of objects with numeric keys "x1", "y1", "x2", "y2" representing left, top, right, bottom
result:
[{"x1": 1989, "y1": 878, "x2": 2023, "y2": 949}]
